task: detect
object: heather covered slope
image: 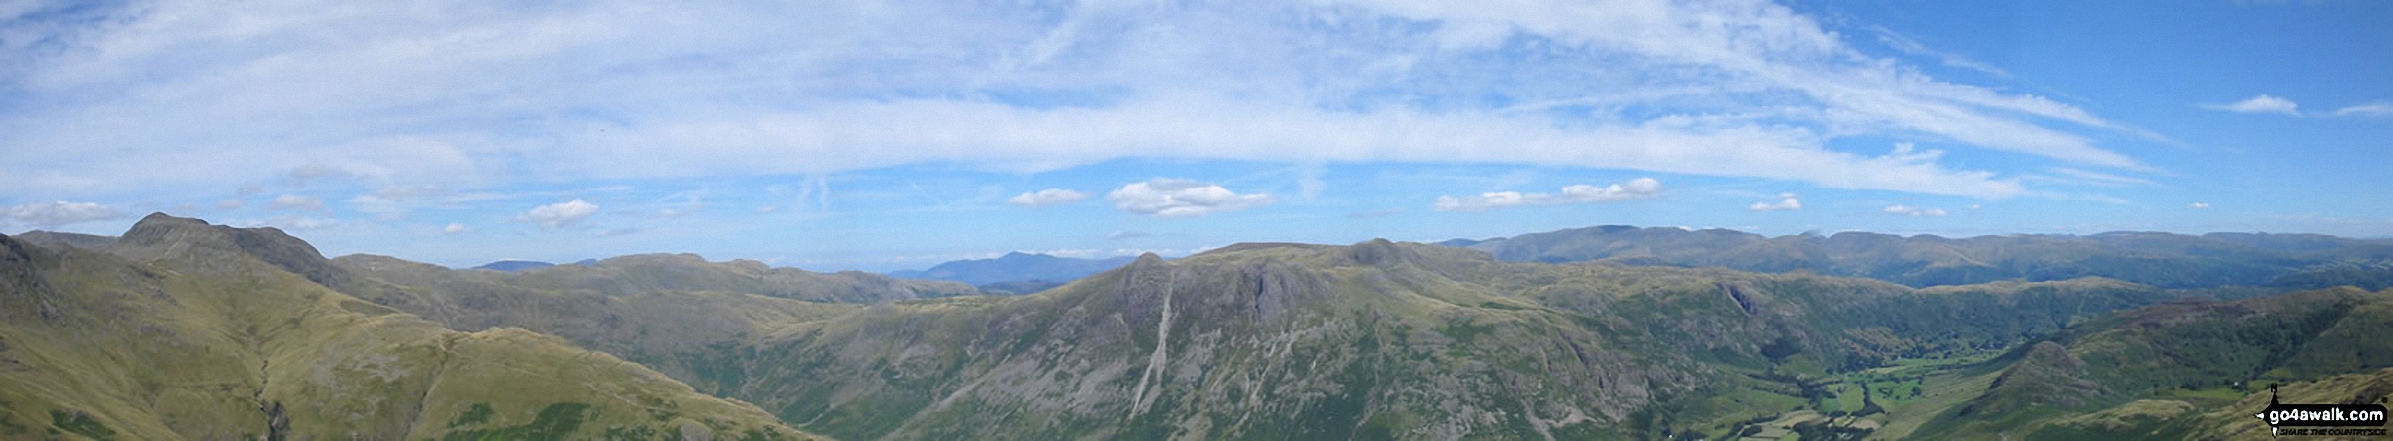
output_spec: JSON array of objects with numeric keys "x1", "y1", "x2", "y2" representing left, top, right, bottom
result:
[
  {"x1": 0, "y1": 214, "x2": 815, "y2": 440},
  {"x1": 1463, "y1": 225, "x2": 2393, "y2": 289}
]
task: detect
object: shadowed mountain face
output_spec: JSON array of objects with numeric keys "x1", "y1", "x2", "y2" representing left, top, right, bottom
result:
[
  {"x1": 0, "y1": 214, "x2": 817, "y2": 440},
  {"x1": 890, "y1": 252, "x2": 1138, "y2": 294},
  {"x1": 1461, "y1": 225, "x2": 2393, "y2": 289}
]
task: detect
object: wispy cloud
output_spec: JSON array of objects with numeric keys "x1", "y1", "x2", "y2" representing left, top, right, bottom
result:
[
  {"x1": 1871, "y1": 26, "x2": 2011, "y2": 78},
  {"x1": 0, "y1": 0, "x2": 2138, "y2": 202},
  {"x1": 2332, "y1": 102, "x2": 2393, "y2": 117},
  {"x1": 1434, "y1": 178, "x2": 1661, "y2": 212},
  {"x1": 1748, "y1": 193, "x2": 1802, "y2": 212},
  {"x1": 2190, "y1": 202, "x2": 2212, "y2": 209},
  {"x1": 1109, "y1": 179, "x2": 1274, "y2": 217},
  {"x1": 1007, "y1": 188, "x2": 1088, "y2": 208},
  {"x1": 1883, "y1": 204, "x2": 1949, "y2": 217},
  {"x1": 2048, "y1": 168, "x2": 2155, "y2": 187},
  {"x1": 1, "y1": 201, "x2": 122, "y2": 227},
  {"x1": 2204, "y1": 94, "x2": 2302, "y2": 116},
  {"x1": 270, "y1": 194, "x2": 325, "y2": 210}
]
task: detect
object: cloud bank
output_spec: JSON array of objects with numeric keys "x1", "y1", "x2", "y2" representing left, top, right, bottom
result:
[
  {"x1": 0, "y1": 0, "x2": 2148, "y2": 203},
  {"x1": 2, "y1": 201, "x2": 122, "y2": 227},
  {"x1": 1434, "y1": 178, "x2": 1662, "y2": 212}
]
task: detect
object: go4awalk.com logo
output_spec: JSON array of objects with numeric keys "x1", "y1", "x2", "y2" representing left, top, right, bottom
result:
[{"x1": 2255, "y1": 386, "x2": 2389, "y2": 437}]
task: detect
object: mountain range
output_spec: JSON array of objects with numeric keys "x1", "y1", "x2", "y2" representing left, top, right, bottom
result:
[
  {"x1": 889, "y1": 252, "x2": 1137, "y2": 294},
  {"x1": 1456, "y1": 225, "x2": 2393, "y2": 289},
  {"x1": 0, "y1": 214, "x2": 816, "y2": 440},
  {"x1": 4, "y1": 214, "x2": 2390, "y2": 440}
]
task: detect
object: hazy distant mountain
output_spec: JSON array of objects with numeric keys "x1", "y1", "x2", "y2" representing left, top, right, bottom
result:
[
  {"x1": 0, "y1": 214, "x2": 815, "y2": 440},
  {"x1": 470, "y1": 259, "x2": 555, "y2": 271},
  {"x1": 891, "y1": 251, "x2": 1136, "y2": 293},
  {"x1": 9, "y1": 230, "x2": 115, "y2": 249},
  {"x1": 1457, "y1": 225, "x2": 2393, "y2": 289}
]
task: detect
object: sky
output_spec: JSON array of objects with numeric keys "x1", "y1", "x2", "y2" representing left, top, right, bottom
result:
[{"x1": 2, "y1": 0, "x2": 2388, "y2": 272}]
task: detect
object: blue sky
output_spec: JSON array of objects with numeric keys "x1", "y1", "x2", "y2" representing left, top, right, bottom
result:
[{"x1": 2, "y1": 0, "x2": 2388, "y2": 271}]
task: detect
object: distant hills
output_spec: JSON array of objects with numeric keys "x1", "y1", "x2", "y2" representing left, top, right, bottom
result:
[
  {"x1": 10, "y1": 215, "x2": 2393, "y2": 440},
  {"x1": 471, "y1": 259, "x2": 555, "y2": 271},
  {"x1": 1456, "y1": 225, "x2": 2393, "y2": 289},
  {"x1": 468, "y1": 258, "x2": 601, "y2": 272},
  {"x1": 890, "y1": 251, "x2": 1136, "y2": 294},
  {"x1": 0, "y1": 213, "x2": 817, "y2": 440}
]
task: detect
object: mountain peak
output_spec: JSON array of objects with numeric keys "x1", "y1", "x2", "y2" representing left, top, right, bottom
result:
[
  {"x1": 1344, "y1": 238, "x2": 1414, "y2": 267},
  {"x1": 111, "y1": 213, "x2": 362, "y2": 291},
  {"x1": 121, "y1": 212, "x2": 226, "y2": 247}
]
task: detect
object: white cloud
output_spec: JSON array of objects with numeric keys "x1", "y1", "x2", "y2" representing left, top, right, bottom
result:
[
  {"x1": 216, "y1": 199, "x2": 244, "y2": 210},
  {"x1": 2204, "y1": 94, "x2": 2301, "y2": 116},
  {"x1": 1434, "y1": 177, "x2": 1662, "y2": 212},
  {"x1": 443, "y1": 222, "x2": 471, "y2": 233},
  {"x1": 1883, "y1": 204, "x2": 1949, "y2": 217},
  {"x1": 1871, "y1": 26, "x2": 2010, "y2": 78},
  {"x1": 521, "y1": 199, "x2": 599, "y2": 229},
  {"x1": 2048, "y1": 168, "x2": 2154, "y2": 187},
  {"x1": 0, "y1": 0, "x2": 2139, "y2": 202},
  {"x1": 2190, "y1": 202, "x2": 2212, "y2": 209},
  {"x1": 2333, "y1": 102, "x2": 2393, "y2": 117},
  {"x1": 270, "y1": 194, "x2": 325, "y2": 210},
  {"x1": 235, "y1": 216, "x2": 342, "y2": 230},
  {"x1": 2, "y1": 201, "x2": 122, "y2": 227},
  {"x1": 1108, "y1": 179, "x2": 1274, "y2": 217},
  {"x1": 1007, "y1": 188, "x2": 1088, "y2": 208},
  {"x1": 1749, "y1": 192, "x2": 1802, "y2": 211}
]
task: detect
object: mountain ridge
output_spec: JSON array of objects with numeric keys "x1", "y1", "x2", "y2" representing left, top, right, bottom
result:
[
  {"x1": 0, "y1": 214, "x2": 821, "y2": 440},
  {"x1": 890, "y1": 251, "x2": 1138, "y2": 294},
  {"x1": 1457, "y1": 225, "x2": 2393, "y2": 289}
]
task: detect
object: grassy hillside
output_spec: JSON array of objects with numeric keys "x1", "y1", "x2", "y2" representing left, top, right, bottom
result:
[
  {"x1": 0, "y1": 214, "x2": 817, "y2": 440},
  {"x1": 1906, "y1": 287, "x2": 2393, "y2": 440},
  {"x1": 331, "y1": 254, "x2": 863, "y2": 396}
]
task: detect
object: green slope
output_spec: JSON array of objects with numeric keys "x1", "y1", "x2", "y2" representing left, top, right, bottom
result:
[
  {"x1": 0, "y1": 214, "x2": 817, "y2": 440},
  {"x1": 1906, "y1": 287, "x2": 2393, "y2": 440}
]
